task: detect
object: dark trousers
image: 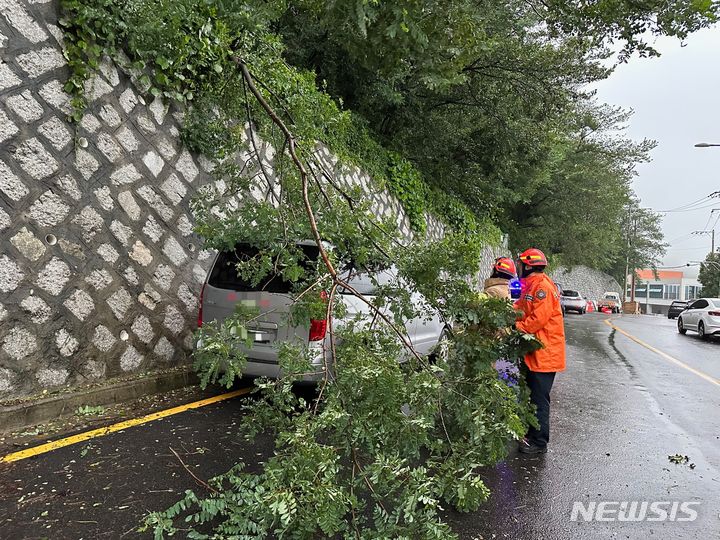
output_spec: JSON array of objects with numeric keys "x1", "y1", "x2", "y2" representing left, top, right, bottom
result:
[{"x1": 524, "y1": 368, "x2": 556, "y2": 447}]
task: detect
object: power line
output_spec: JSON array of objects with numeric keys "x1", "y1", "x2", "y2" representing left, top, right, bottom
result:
[{"x1": 656, "y1": 191, "x2": 720, "y2": 213}]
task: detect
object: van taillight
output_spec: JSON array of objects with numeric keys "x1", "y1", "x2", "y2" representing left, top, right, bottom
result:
[
  {"x1": 198, "y1": 282, "x2": 206, "y2": 328},
  {"x1": 309, "y1": 290, "x2": 328, "y2": 341},
  {"x1": 309, "y1": 319, "x2": 327, "y2": 341}
]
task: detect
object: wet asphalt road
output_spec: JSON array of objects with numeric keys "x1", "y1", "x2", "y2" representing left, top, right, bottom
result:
[{"x1": 1, "y1": 313, "x2": 719, "y2": 539}]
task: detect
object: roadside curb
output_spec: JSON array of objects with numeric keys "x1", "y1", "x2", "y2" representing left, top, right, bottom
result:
[{"x1": 0, "y1": 369, "x2": 199, "y2": 434}]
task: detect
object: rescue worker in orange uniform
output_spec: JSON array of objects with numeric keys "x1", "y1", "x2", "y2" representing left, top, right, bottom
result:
[
  {"x1": 483, "y1": 257, "x2": 517, "y2": 299},
  {"x1": 514, "y1": 248, "x2": 566, "y2": 454}
]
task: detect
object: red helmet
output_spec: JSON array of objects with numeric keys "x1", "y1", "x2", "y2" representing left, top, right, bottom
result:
[
  {"x1": 494, "y1": 257, "x2": 517, "y2": 276},
  {"x1": 518, "y1": 248, "x2": 548, "y2": 267}
]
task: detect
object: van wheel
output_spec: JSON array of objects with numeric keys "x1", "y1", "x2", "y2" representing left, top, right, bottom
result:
[
  {"x1": 678, "y1": 318, "x2": 687, "y2": 335},
  {"x1": 430, "y1": 327, "x2": 451, "y2": 364}
]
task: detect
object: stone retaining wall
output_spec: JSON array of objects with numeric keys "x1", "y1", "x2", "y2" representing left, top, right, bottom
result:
[{"x1": 0, "y1": 0, "x2": 503, "y2": 398}]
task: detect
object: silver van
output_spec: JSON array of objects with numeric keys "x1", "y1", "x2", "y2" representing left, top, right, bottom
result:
[{"x1": 198, "y1": 242, "x2": 448, "y2": 380}]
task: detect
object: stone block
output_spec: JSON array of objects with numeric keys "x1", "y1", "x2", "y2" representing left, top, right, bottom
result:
[
  {"x1": 153, "y1": 336, "x2": 175, "y2": 361},
  {"x1": 94, "y1": 185, "x2": 114, "y2": 211},
  {"x1": 37, "y1": 368, "x2": 69, "y2": 387},
  {"x1": 2, "y1": 327, "x2": 37, "y2": 360},
  {"x1": 177, "y1": 283, "x2": 198, "y2": 312},
  {"x1": 1, "y1": 0, "x2": 47, "y2": 42},
  {"x1": 38, "y1": 116, "x2": 71, "y2": 150},
  {"x1": 97, "y1": 243, "x2": 120, "y2": 264},
  {"x1": 136, "y1": 113, "x2": 156, "y2": 134},
  {"x1": 111, "y1": 163, "x2": 142, "y2": 185},
  {"x1": 129, "y1": 239, "x2": 153, "y2": 266},
  {"x1": 99, "y1": 57, "x2": 119, "y2": 86},
  {"x1": 0, "y1": 254, "x2": 24, "y2": 292},
  {"x1": 176, "y1": 214, "x2": 193, "y2": 237},
  {"x1": 0, "y1": 206, "x2": 10, "y2": 231},
  {"x1": 58, "y1": 238, "x2": 86, "y2": 260},
  {"x1": 149, "y1": 97, "x2": 167, "y2": 124},
  {"x1": 10, "y1": 227, "x2": 45, "y2": 261},
  {"x1": 15, "y1": 47, "x2": 65, "y2": 78},
  {"x1": 119, "y1": 88, "x2": 138, "y2": 113},
  {"x1": 74, "y1": 148, "x2": 100, "y2": 180},
  {"x1": 0, "y1": 368, "x2": 14, "y2": 393},
  {"x1": 14, "y1": 138, "x2": 58, "y2": 179},
  {"x1": 136, "y1": 185, "x2": 172, "y2": 221},
  {"x1": 0, "y1": 108, "x2": 19, "y2": 142},
  {"x1": 98, "y1": 103, "x2": 122, "y2": 128},
  {"x1": 28, "y1": 190, "x2": 70, "y2": 227},
  {"x1": 80, "y1": 113, "x2": 101, "y2": 133},
  {"x1": 142, "y1": 150, "x2": 165, "y2": 177},
  {"x1": 118, "y1": 190, "x2": 142, "y2": 221},
  {"x1": 163, "y1": 305, "x2": 185, "y2": 335},
  {"x1": 0, "y1": 159, "x2": 28, "y2": 200},
  {"x1": 20, "y1": 294, "x2": 51, "y2": 323},
  {"x1": 92, "y1": 324, "x2": 116, "y2": 352},
  {"x1": 175, "y1": 150, "x2": 199, "y2": 182},
  {"x1": 85, "y1": 268, "x2": 113, "y2": 290},
  {"x1": 163, "y1": 236, "x2": 187, "y2": 266},
  {"x1": 55, "y1": 328, "x2": 79, "y2": 357},
  {"x1": 131, "y1": 315, "x2": 154, "y2": 344},
  {"x1": 39, "y1": 79, "x2": 71, "y2": 114},
  {"x1": 84, "y1": 74, "x2": 114, "y2": 102},
  {"x1": 35, "y1": 256, "x2": 70, "y2": 295},
  {"x1": 6, "y1": 90, "x2": 44, "y2": 122},
  {"x1": 123, "y1": 265, "x2": 139, "y2": 285},
  {"x1": 109, "y1": 219, "x2": 133, "y2": 246},
  {"x1": 154, "y1": 136, "x2": 177, "y2": 161},
  {"x1": 115, "y1": 125, "x2": 139, "y2": 153},
  {"x1": 160, "y1": 173, "x2": 186, "y2": 205},
  {"x1": 152, "y1": 264, "x2": 175, "y2": 291},
  {"x1": 143, "y1": 214, "x2": 163, "y2": 243},
  {"x1": 72, "y1": 205, "x2": 104, "y2": 242},
  {"x1": 120, "y1": 345, "x2": 143, "y2": 371},
  {"x1": 0, "y1": 61, "x2": 21, "y2": 91},
  {"x1": 96, "y1": 132, "x2": 124, "y2": 162},
  {"x1": 107, "y1": 287, "x2": 133, "y2": 320},
  {"x1": 63, "y1": 288, "x2": 95, "y2": 321}
]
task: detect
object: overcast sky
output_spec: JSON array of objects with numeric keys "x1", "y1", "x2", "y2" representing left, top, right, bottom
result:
[{"x1": 593, "y1": 26, "x2": 720, "y2": 275}]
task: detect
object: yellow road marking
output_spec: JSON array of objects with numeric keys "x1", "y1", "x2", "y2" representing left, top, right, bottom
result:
[
  {"x1": 604, "y1": 318, "x2": 720, "y2": 388},
  {"x1": 0, "y1": 387, "x2": 252, "y2": 464}
]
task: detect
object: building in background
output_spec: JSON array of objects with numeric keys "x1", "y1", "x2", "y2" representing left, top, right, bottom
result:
[{"x1": 626, "y1": 270, "x2": 703, "y2": 315}]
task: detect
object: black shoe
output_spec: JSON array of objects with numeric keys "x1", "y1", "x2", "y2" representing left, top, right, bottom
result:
[{"x1": 518, "y1": 440, "x2": 547, "y2": 454}]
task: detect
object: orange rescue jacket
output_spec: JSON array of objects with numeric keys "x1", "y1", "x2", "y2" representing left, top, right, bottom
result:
[{"x1": 515, "y1": 272, "x2": 566, "y2": 372}]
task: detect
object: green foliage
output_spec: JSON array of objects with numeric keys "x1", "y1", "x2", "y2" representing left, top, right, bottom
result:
[
  {"x1": 75, "y1": 405, "x2": 105, "y2": 416},
  {"x1": 698, "y1": 252, "x2": 720, "y2": 297},
  {"x1": 606, "y1": 198, "x2": 668, "y2": 284},
  {"x1": 386, "y1": 153, "x2": 428, "y2": 233}
]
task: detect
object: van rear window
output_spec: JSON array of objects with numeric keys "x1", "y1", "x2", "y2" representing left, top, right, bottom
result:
[{"x1": 208, "y1": 243, "x2": 320, "y2": 293}]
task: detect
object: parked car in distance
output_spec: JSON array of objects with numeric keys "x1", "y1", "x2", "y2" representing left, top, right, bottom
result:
[
  {"x1": 199, "y1": 242, "x2": 449, "y2": 381},
  {"x1": 677, "y1": 298, "x2": 720, "y2": 339},
  {"x1": 598, "y1": 292, "x2": 622, "y2": 314},
  {"x1": 561, "y1": 290, "x2": 586, "y2": 314},
  {"x1": 667, "y1": 300, "x2": 688, "y2": 320}
]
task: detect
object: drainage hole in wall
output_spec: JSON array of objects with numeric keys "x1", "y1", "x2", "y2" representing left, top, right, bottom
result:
[{"x1": 45, "y1": 234, "x2": 57, "y2": 245}]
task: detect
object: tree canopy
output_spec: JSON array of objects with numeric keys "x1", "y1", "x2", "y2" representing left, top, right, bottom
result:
[{"x1": 698, "y1": 252, "x2": 720, "y2": 297}]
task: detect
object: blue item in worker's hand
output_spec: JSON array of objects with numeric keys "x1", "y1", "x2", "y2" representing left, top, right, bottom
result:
[{"x1": 509, "y1": 278, "x2": 522, "y2": 299}]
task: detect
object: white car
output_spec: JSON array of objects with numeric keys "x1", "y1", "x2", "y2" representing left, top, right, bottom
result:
[{"x1": 677, "y1": 298, "x2": 720, "y2": 339}]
